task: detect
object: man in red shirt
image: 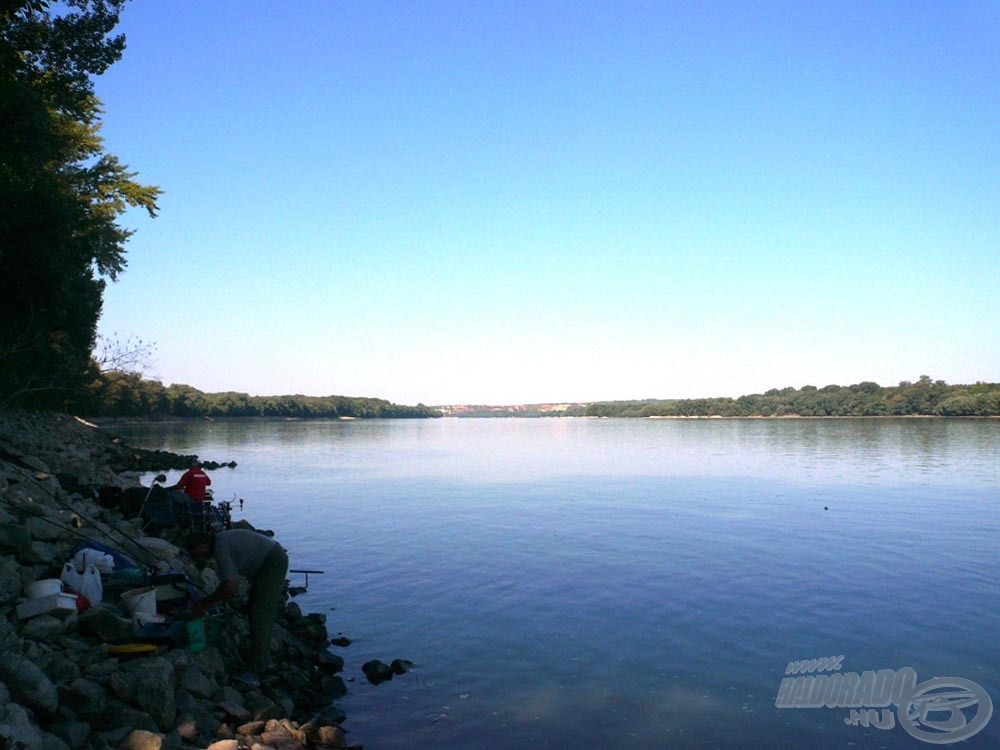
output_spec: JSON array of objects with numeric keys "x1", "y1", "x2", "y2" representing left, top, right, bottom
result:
[{"x1": 173, "y1": 462, "x2": 212, "y2": 503}]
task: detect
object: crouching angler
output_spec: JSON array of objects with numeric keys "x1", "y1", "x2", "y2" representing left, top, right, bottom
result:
[{"x1": 187, "y1": 530, "x2": 289, "y2": 681}]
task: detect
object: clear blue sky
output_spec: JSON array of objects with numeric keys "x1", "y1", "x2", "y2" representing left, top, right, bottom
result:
[{"x1": 94, "y1": 1, "x2": 1000, "y2": 405}]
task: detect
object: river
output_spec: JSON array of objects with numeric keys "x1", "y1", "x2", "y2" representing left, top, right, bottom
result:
[{"x1": 109, "y1": 417, "x2": 1000, "y2": 749}]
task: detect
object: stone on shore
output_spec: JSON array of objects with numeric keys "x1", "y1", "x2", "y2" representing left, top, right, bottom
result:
[{"x1": 0, "y1": 410, "x2": 358, "y2": 750}]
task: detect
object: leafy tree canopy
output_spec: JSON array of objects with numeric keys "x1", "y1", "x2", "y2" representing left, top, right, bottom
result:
[
  {"x1": 78, "y1": 371, "x2": 442, "y2": 419},
  {"x1": 578, "y1": 378, "x2": 1000, "y2": 418},
  {"x1": 0, "y1": 0, "x2": 160, "y2": 408}
]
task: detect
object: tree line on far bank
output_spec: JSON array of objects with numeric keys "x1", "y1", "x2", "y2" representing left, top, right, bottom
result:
[
  {"x1": 572, "y1": 377, "x2": 1000, "y2": 418},
  {"x1": 71, "y1": 372, "x2": 1000, "y2": 419},
  {"x1": 81, "y1": 371, "x2": 441, "y2": 419}
]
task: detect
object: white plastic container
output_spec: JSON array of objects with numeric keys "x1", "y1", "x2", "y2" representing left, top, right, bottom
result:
[
  {"x1": 25, "y1": 579, "x2": 62, "y2": 600},
  {"x1": 17, "y1": 593, "x2": 78, "y2": 619},
  {"x1": 121, "y1": 587, "x2": 157, "y2": 616}
]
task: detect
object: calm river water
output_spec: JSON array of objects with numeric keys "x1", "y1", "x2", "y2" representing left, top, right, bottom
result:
[{"x1": 111, "y1": 417, "x2": 1000, "y2": 750}]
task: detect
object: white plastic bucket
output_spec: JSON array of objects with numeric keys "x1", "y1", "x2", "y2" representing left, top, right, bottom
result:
[{"x1": 121, "y1": 587, "x2": 156, "y2": 616}]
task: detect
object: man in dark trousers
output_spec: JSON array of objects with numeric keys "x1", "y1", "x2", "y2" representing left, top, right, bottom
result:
[{"x1": 187, "y1": 529, "x2": 289, "y2": 685}]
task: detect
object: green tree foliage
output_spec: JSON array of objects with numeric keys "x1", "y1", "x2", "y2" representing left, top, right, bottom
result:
[
  {"x1": 584, "y1": 378, "x2": 1000, "y2": 418},
  {"x1": 77, "y1": 371, "x2": 442, "y2": 419},
  {"x1": 0, "y1": 0, "x2": 160, "y2": 408}
]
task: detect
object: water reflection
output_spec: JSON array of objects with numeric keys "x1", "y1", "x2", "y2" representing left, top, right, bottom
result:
[{"x1": 110, "y1": 417, "x2": 999, "y2": 488}]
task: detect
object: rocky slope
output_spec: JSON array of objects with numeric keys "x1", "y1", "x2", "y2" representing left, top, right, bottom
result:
[{"x1": 0, "y1": 411, "x2": 358, "y2": 750}]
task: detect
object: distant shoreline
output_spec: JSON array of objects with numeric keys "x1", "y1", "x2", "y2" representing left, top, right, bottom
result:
[
  {"x1": 92, "y1": 413, "x2": 1000, "y2": 425},
  {"x1": 76, "y1": 377, "x2": 999, "y2": 419},
  {"x1": 642, "y1": 414, "x2": 1000, "y2": 420}
]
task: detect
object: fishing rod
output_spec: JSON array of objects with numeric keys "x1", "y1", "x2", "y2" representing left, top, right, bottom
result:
[
  {"x1": 0, "y1": 446, "x2": 165, "y2": 570},
  {"x1": 12, "y1": 469, "x2": 199, "y2": 583},
  {"x1": 17, "y1": 512, "x2": 175, "y2": 580},
  {"x1": 11, "y1": 464, "x2": 305, "y2": 604}
]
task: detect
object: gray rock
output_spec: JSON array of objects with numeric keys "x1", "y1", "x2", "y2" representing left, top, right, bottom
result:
[
  {"x1": 101, "y1": 702, "x2": 159, "y2": 734},
  {"x1": 0, "y1": 702, "x2": 45, "y2": 750},
  {"x1": 6, "y1": 485, "x2": 41, "y2": 512},
  {"x1": 316, "y1": 706, "x2": 347, "y2": 726},
  {"x1": 5, "y1": 483, "x2": 36, "y2": 507},
  {"x1": 278, "y1": 667, "x2": 311, "y2": 692},
  {"x1": 49, "y1": 718, "x2": 91, "y2": 749},
  {"x1": 26, "y1": 514, "x2": 66, "y2": 542},
  {"x1": 0, "y1": 548, "x2": 24, "y2": 594},
  {"x1": 162, "y1": 647, "x2": 191, "y2": 672},
  {"x1": 103, "y1": 725, "x2": 137, "y2": 746},
  {"x1": 217, "y1": 685, "x2": 244, "y2": 705},
  {"x1": 318, "y1": 724, "x2": 348, "y2": 748},
  {"x1": 259, "y1": 722, "x2": 303, "y2": 748},
  {"x1": 174, "y1": 689, "x2": 224, "y2": 743},
  {"x1": 0, "y1": 617, "x2": 19, "y2": 649},
  {"x1": 235, "y1": 720, "x2": 266, "y2": 736},
  {"x1": 84, "y1": 658, "x2": 121, "y2": 677},
  {"x1": 361, "y1": 659, "x2": 393, "y2": 684},
  {"x1": 179, "y1": 663, "x2": 217, "y2": 700},
  {"x1": 23, "y1": 539, "x2": 61, "y2": 565},
  {"x1": 108, "y1": 657, "x2": 177, "y2": 731},
  {"x1": 32, "y1": 650, "x2": 82, "y2": 683},
  {"x1": 320, "y1": 674, "x2": 348, "y2": 699},
  {"x1": 20, "y1": 455, "x2": 52, "y2": 473},
  {"x1": 216, "y1": 700, "x2": 251, "y2": 723},
  {"x1": 288, "y1": 613, "x2": 328, "y2": 645},
  {"x1": 275, "y1": 695, "x2": 295, "y2": 717},
  {"x1": 0, "y1": 650, "x2": 59, "y2": 714},
  {"x1": 40, "y1": 729, "x2": 71, "y2": 750},
  {"x1": 240, "y1": 691, "x2": 283, "y2": 722},
  {"x1": 391, "y1": 658, "x2": 414, "y2": 674},
  {"x1": 22, "y1": 614, "x2": 71, "y2": 642},
  {"x1": 316, "y1": 650, "x2": 344, "y2": 673},
  {"x1": 60, "y1": 677, "x2": 108, "y2": 717},
  {"x1": 0, "y1": 521, "x2": 31, "y2": 552}
]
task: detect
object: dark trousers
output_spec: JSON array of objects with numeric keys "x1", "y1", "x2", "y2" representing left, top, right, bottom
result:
[{"x1": 249, "y1": 545, "x2": 289, "y2": 673}]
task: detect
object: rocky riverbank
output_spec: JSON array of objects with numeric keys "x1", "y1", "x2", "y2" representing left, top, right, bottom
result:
[{"x1": 0, "y1": 411, "x2": 359, "y2": 750}]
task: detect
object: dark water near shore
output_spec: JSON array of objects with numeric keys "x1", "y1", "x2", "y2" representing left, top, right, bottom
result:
[{"x1": 111, "y1": 417, "x2": 1000, "y2": 749}]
